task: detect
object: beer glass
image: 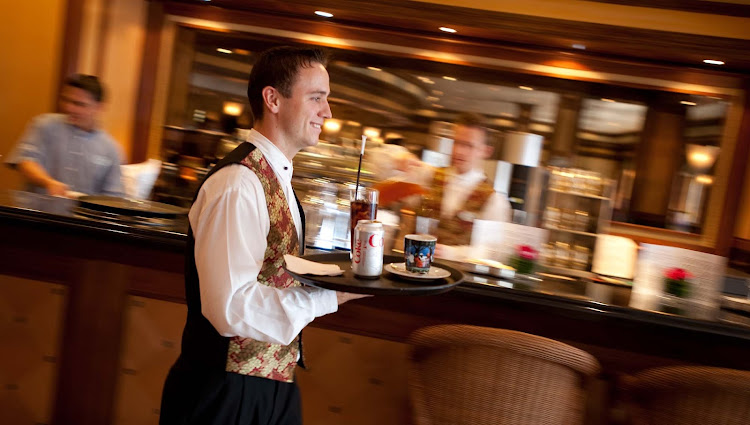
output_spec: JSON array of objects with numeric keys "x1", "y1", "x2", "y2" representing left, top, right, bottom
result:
[{"x1": 349, "y1": 187, "x2": 378, "y2": 251}]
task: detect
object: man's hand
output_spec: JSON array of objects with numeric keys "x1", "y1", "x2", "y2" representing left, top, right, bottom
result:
[
  {"x1": 45, "y1": 179, "x2": 69, "y2": 196},
  {"x1": 336, "y1": 291, "x2": 371, "y2": 305},
  {"x1": 17, "y1": 160, "x2": 69, "y2": 196}
]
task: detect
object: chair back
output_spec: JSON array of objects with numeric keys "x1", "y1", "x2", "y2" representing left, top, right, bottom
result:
[
  {"x1": 407, "y1": 324, "x2": 601, "y2": 425},
  {"x1": 624, "y1": 366, "x2": 750, "y2": 425}
]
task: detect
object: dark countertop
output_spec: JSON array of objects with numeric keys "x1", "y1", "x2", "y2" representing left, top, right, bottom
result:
[
  {"x1": 0, "y1": 190, "x2": 188, "y2": 249},
  {"x1": 1, "y1": 189, "x2": 748, "y2": 345}
]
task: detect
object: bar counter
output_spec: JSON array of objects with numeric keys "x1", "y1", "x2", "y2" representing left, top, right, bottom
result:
[{"x1": 1, "y1": 190, "x2": 749, "y2": 424}]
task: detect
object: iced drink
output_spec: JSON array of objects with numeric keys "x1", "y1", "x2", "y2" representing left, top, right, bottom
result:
[{"x1": 349, "y1": 187, "x2": 378, "y2": 251}]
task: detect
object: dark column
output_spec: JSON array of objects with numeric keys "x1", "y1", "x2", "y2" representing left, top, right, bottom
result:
[
  {"x1": 549, "y1": 93, "x2": 583, "y2": 165},
  {"x1": 629, "y1": 94, "x2": 687, "y2": 227},
  {"x1": 166, "y1": 27, "x2": 196, "y2": 127},
  {"x1": 516, "y1": 103, "x2": 533, "y2": 132}
]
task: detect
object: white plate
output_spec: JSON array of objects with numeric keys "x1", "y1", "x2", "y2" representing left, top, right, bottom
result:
[{"x1": 385, "y1": 263, "x2": 451, "y2": 280}]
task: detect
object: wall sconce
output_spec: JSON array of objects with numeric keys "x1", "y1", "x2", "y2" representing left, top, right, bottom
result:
[
  {"x1": 686, "y1": 144, "x2": 719, "y2": 174},
  {"x1": 323, "y1": 119, "x2": 342, "y2": 133},
  {"x1": 223, "y1": 101, "x2": 244, "y2": 117},
  {"x1": 363, "y1": 127, "x2": 381, "y2": 139}
]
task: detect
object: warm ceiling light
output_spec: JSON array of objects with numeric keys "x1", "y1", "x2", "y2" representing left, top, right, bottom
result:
[
  {"x1": 432, "y1": 104, "x2": 445, "y2": 108},
  {"x1": 432, "y1": 90, "x2": 444, "y2": 95},
  {"x1": 681, "y1": 101, "x2": 697, "y2": 106},
  {"x1": 601, "y1": 98, "x2": 615, "y2": 103},
  {"x1": 703, "y1": 59, "x2": 725, "y2": 65},
  {"x1": 426, "y1": 96, "x2": 439, "y2": 102},
  {"x1": 572, "y1": 44, "x2": 586, "y2": 50},
  {"x1": 519, "y1": 86, "x2": 534, "y2": 91},
  {"x1": 442, "y1": 76, "x2": 457, "y2": 81},
  {"x1": 315, "y1": 11, "x2": 333, "y2": 18},
  {"x1": 439, "y1": 27, "x2": 457, "y2": 33},
  {"x1": 216, "y1": 48, "x2": 233, "y2": 54},
  {"x1": 367, "y1": 66, "x2": 382, "y2": 71}
]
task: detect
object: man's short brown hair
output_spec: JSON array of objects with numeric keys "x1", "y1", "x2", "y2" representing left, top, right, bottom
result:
[
  {"x1": 455, "y1": 112, "x2": 486, "y2": 129},
  {"x1": 246, "y1": 46, "x2": 329, "y2": 122},
  {"x1": 455, "y1": 112, "x2": 488, "y2": 143}
]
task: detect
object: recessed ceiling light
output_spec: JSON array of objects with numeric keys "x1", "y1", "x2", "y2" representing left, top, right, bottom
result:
[
  {"x1": 519, "y1": 86, "x2": 534, "y2": 91},
  {"x1": 681, "y1": 101, "x2": 697, "y2": 106},
  {"x1": 442, "y1": 76, "x2": 457, "y2": 81},
  {"x1": 601, "y1": 98, "x2": 615, "y2": 103},
  {"x1": 367, "y1": 67, "x2": 382, "y2": 71},
  {"x1": 315, "y1": 11, "x2": 333, "y2": 18},
  {"x1": 426, "y1": 96, "x2": 440, "y2": 102},
  {"x1": 572, "y1": 44, "x2": 586, "y2": 50},
  {"x1": 216, "y1": 48, "x2": 233, "y2": 54},
  {"x1": 432, "y1": 104, "x2": 445, "y2": 108},
  {"x1": 433, "y1": 90, "x2": 443, "y2": 95},
  {"x1": 703, "y1": 59, "x2": 725, "y2": 65},
  {"x1": 439, "y1": 27, "x2": 457, "y2": 33}
]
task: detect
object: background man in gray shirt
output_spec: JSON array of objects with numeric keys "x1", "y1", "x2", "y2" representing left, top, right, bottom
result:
[{"x1": 6, "y1": 74, "x2": 124, "y2": 197}]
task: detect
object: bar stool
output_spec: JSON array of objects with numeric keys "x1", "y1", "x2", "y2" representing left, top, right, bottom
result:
[
  {"x1": 623, "y1": 365, "x2": 750, "y2": 425},
  {"x1": 407, "y1": 324, "x2": 601, "y2": 425}
]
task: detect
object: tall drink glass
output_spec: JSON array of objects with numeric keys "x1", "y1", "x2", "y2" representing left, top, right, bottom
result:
[{"x1": 349, "y1": 187, "x2": 378, "y2": 251}]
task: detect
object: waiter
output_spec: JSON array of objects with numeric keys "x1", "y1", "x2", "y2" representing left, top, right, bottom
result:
[
  {"x1": 396, "y1": 112, "x2": 511, "y2": 246},
  {"x1": 5, "y1": 74, "x2": 124, "y2": 196},
  {"x1": 159, "y1": 46, "x2": 366, "y2": 425}
]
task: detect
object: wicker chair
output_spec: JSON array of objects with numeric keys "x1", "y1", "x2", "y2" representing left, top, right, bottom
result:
[
  {"x1": 407, "y1": 325, "x2": 601, "y2": 425},
  {"x1": 623, "y1": 366, "x2": 750, "y2": 425}
]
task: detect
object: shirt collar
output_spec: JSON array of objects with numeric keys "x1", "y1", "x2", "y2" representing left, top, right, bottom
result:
[
  {"x1": 246, "y1": 129, "x2": 295, "y2": 183},
  {"x1": 449, "y1": 167, "x2": 485, "y2": 186}
]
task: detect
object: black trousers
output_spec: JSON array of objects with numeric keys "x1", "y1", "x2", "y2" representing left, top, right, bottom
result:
[{"x1": 160, "y1": 365, "x2": 302, "y2": 425}]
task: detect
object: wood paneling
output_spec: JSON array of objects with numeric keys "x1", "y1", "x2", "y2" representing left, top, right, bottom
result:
[
  {"x1": 160, "y1": 0, "x2": 750, "y2": 74},
  {"x1": 590, "y1": 0, "x2": 750, "y2": 18},
  {"x1": 58, "y1": 0, "x2": 85, "y2": 90},
  {"x1": 718, "y1": 84, "x2": 750, "y2": 255},
  {"x1": 161, "y1": 2, "x2": 745, "y2": 89}
]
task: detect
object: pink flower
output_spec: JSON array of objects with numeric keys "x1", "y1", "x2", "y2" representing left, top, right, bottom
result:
[
  {"x1": 665, "y1": 268, "x2": 692, "y2": 281},
  {"x1": 518, "y1": 245, "x2": 538, "y2": 260}
]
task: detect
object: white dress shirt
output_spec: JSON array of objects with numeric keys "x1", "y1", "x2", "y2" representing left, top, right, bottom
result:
[{"x1": 189, "y1": 129, "x2": 338, "y2": 346}]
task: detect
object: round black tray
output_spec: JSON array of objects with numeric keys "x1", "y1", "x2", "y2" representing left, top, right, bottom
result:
[
  {"x1": 78, "y1": 195, "x2": 188, "y2": 218},
  {"x1": 285, "y1": 253, "x2": 464, "y2": 296}
]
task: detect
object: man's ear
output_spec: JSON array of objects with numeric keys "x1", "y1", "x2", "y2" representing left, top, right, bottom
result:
[
  {"x1": 262, "y1": 86, "x2": 280, "y2": 114},
  {"x1": 483, "y1": 144, "x2": 494, "y2": 159}
]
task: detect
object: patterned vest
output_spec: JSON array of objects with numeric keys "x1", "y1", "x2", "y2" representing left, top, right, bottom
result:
[
  {"x1": 422, "y1": 168, "x2": 496, "y2": 246},
  {"x1": 224, "y1": 148, "x2": 302, "y2": 383},
  {"x1": 178, "y1": 142, "x2": 305, "y2": 385}
]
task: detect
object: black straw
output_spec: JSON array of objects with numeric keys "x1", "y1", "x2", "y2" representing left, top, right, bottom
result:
[{"x1": 354, "y1": 135, "x2": 366, "y2": 197}]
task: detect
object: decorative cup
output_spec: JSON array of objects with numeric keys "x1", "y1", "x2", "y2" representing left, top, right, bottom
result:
[{"x1": 404, "y1": 234, "x2": 437, "y2": 273}]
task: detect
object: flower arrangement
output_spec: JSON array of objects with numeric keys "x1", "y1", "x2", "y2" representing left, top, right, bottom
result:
[
  {"x1": 511, "y1": 245, "x2": 538, "y2": 275},
  {"x1": 663, "y1": 267, "x2": 693, "y2": 298}
]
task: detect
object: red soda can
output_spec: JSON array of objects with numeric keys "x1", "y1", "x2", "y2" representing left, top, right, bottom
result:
[{"x1": 351, "y1": 220, "x2": 385, "y2": 279}]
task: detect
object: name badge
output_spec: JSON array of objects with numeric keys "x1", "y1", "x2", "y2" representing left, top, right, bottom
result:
[{"x1": 92, "y1": 154, "x2": 111, "y2": 167}]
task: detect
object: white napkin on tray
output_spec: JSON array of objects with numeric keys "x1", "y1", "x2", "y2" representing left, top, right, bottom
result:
[{"x1": 284, "y1": 255, "x2": 344, "y2": 276}]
